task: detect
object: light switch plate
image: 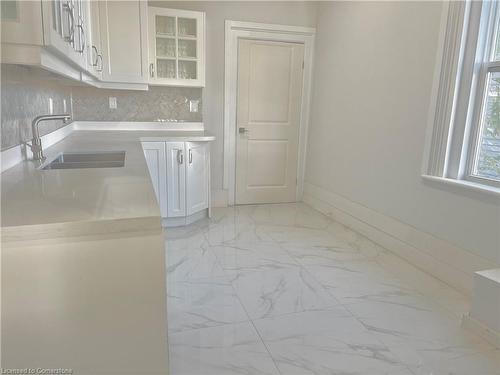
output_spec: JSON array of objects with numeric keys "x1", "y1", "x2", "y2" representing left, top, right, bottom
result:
[
  {"x1": 189, "y1": 99, "x2": 199, "y2": 113},
  {"x1": 109, "y1": 97, "x2": 117, "y2": 109}
]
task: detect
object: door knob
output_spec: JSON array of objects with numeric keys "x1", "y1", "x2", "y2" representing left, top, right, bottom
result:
[{"x1": 239, "y1": 127, "x2": 249, "y2": 134}]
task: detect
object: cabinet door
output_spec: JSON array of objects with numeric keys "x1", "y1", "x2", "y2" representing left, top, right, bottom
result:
[
  {"x1": 84, "y1": 0, "x2": 102, "y2": 79},
  {"x1": 41, "y1": 0, "x2": 87, "y2": 69},
  {"x1": 148, "y1": 7, "x2": 205, "y2": 87},
  {"x1": 186, "y1": 142, "x2": 208, "y2": 215},
  {"x1": 166, "y1": 142, "x2": 186, "y2": 218},
  {"x1": 99, "y1": 0, "x2": 148, "y2": 84},
  {"x1": 142, "y1": 142, "x2": 168, "y2": 218},
  {"x1": 1, "y1": 0, "x2": 43, "y2": 45}
]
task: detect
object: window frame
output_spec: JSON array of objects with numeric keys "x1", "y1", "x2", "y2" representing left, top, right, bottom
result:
[
  {"x1": 423, "y1": 0, "x2": 500, "y2": 194},
  {"x1": 466, "y1": 2, "x2": 500, "y2": 188}
]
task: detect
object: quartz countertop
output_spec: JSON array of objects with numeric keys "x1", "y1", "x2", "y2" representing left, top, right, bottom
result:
[{"x1": 1, "y1": 129, "x2": 215, "y2": 238}]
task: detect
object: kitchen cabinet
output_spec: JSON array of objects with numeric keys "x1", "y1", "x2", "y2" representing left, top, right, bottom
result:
[
  {"x1": 166, "y1": 142, "x2": 187, "y2": 218},
  {"x1": 98, "y1": 0, "x2": 149, "y2": 86},
  {"x1": 85, "y1": 0, "x2": 103, "y2": 79},
  {"x1": 1, "y1": 0, "x2": 88, "y2": 80},
  {"x1": 186, "y1": 142, "x2": 209, "y2": 215},
  {"x1": 41, "y1": 0, "x2": 89, "y2": 70},
  {"x1": 142, "y1": 141, "x2": 210, "y2": 226},
  {"x1": 142, "y1": 142, "x2": 168, "y2": 218},
  {"x1": 148, "y1": 7, "x2": 205, "y2": 87}
]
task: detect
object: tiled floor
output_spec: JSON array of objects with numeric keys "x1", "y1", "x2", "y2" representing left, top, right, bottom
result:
[{"x1": 166, "y1": 203, "x2": 500, "y2": 375}]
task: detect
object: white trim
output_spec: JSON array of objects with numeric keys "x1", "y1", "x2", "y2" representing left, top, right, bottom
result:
[
  {"x1": 73, "y1": 121, "x2": 204, "y2": 131},
  {"x1": 422, "y1": 1, "x2": 468, "y2": 177},
  {"x1": 162, "y1": 209, "x2": 207, "y2": 227},
  {"x1": 223, "y1": 20, "x2": 315, "y2": 205},
  {"x1": 422, "y1": 174, "x2": 500, "y2": 197},
  {"x1": 1, "y1": 121, "x2": 206, "y2": 173},
  {"x1": 462, "y1": 313, "x2": 500, "y2": 349},
  {"x1": 303, "y1": 182, "x2": 498, "y2": 295},
  {"x1": 211, "y1": 189, "x2": 229, "y2": 208}
]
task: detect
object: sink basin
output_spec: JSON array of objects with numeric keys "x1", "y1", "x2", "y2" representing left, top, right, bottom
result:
[{"x1": 41, "y1": 151, "x2": 126, "y2": 170}]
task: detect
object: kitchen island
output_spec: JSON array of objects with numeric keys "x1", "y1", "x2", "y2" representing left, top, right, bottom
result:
[{"x1": 1, "y1": 124, "x2": 214, "y2": 374}]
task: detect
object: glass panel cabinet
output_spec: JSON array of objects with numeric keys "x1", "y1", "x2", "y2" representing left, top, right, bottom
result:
[{"x1": 148, "y1": 7, "x2": 205, "y2": 87}]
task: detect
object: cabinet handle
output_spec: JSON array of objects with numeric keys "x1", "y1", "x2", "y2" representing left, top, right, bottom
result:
[
  {"x1": 97, "y1": 54, "x2": 103, "y2": 72},
  {"x1": 177, "y1": 150, "x2": 183, "y2": 165},
  {"x1": 75, "y1": 23, "x2": 85, "y2": 53},
  {"x1": 62, "y1": 1, "x2": 75, "y2": 44},
  {"x1": 91, "y1": 46, "x2": 98, "y2": 66},
  {"x1": 189, "y1": 149, "x2": 193, "y2": 164},
  {"x1": 149, "y1": 63, "x2": 155, "y2": 78}
]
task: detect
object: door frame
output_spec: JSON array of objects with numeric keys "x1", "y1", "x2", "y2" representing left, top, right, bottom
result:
[{"x1": 223, "y1": 20, "x2": 316, "y2": 206}]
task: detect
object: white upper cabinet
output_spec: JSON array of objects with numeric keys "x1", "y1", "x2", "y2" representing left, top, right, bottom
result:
[
  {"x1": 84, "y1": 0, "x2": 103, "y2": 80},
  {"x1": 148, "y1": 7, "x2": 205, "y2": 87},
  {"x1": 41, "y1": 0, "x2": 89, "y2": 70},
  {"x1": 98, "y1": 0, "x2": 149, "y2": 85},
  {"x1": 1, "y1": 0, "x2": 43, "y2": 46}
]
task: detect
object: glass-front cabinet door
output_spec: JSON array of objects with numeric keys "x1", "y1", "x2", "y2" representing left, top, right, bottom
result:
[{"x1": 148, "y1": 7, "x2": 205, "y2": 87}]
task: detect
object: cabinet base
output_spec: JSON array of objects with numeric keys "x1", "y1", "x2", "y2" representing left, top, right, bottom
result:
[{"x1": 162, "y1": 209, "x2": 208, "y2": 227}]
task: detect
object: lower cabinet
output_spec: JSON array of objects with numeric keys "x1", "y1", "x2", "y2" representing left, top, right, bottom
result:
[{"x1": 142, "y1": 141, "x2": 210, "y2": 226}]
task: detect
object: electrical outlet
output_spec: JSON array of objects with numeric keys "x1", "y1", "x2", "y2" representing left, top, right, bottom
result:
[
  {"x1": 189, "y1": 99, "x2": 199, "y2": 113},
  {"x1": 48, "y1": 98, "x2": 54, "y2": 114},
  {"x1": 109, "y1": 97, "x2": 117, "y2": 109}
]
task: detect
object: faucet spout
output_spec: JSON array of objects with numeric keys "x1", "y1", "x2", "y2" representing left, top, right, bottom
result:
[{"x1": 31, "y1": 114, "x2": 72, "y2": 161}]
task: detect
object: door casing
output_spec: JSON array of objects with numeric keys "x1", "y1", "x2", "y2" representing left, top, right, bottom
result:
[{"x1": 223, "y1": 20, "x2": 316, "y2": 206}]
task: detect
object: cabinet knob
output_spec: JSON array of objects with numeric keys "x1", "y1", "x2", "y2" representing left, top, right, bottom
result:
[
  {"x1": 189, "y1": 149, "x2": 193, "y2": 164},
  {"x1": 177, "y1": 149, "x2": 183, "y2": 165}
]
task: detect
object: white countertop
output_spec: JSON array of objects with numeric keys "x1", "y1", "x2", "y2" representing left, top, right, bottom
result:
[{"x1": 1, "y1": 128, "x2": 214, "y2": 239}]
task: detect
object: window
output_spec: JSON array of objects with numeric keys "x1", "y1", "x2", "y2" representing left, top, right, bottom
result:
[
  {"x1": 469, "y1": 5, "x2": 500, "y2": 184},
  {"x1": 424, "y1": 1, "x2": 500, "y2": 192}
]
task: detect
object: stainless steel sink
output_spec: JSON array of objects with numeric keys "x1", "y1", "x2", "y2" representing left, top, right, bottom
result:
[{"x1": 41, "y1": 151, "x2": 126, "y2": 170}]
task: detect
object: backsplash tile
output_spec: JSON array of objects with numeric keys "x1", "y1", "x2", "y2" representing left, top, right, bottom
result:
[
  {"x1": 1, "y1": 65, "x2": 203, "y2": 151},
  {"x1": 1, "y1": 65, "x2": 72, "y2": 151},
  {"x1": 72, "y1": 86, "x2": 202, "y2": 122}
]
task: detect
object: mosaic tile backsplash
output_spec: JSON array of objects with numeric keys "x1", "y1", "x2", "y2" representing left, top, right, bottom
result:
[
  {"x1": 1, "y1": 65, "x2": 72, "y2": 151},
  {"x1": 71, "y1": 86, "x2": 202, "y2": 123},
  {"x1": 1, "y1": 65, "x2": 203, "y2": 151}
]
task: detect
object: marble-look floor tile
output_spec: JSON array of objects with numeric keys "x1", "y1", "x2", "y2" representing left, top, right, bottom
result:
[
  {"x1": 231, "y1": 267, "x2": 339, "y2": 320},
  {"x1": 211, "y1": 241, "x2": 299, "y2": 276},
  {"x1": 167, "y1": 242, "x2": 226, "y2": 282},
  {"x1": 167, "y1": 278, "x2": 249, "y2": 333},
  {"x1": 346, "y1": 299, "x2": 500, "y2": 375},
  {"x1": 261, "y1": 224, "x2": 347, "y2": 247},
  {"x1": 168, "y1": 322, "x2": 280, "y2": 375},
  {"x1": 253, "y1": 308, "x2": 412, "y2": 375},
  {"x1": 306, "y1": 261, "x2": 420, "y2": 306},
  {"x1": 165, "y1": 203, "x2": 499, "y2": 375}
]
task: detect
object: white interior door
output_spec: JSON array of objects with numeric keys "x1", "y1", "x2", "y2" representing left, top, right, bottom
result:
[{"x1": 236, "y1": 39, "x2": 304, "y2": 204}]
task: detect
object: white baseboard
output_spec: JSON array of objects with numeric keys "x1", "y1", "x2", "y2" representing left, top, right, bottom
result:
[
  {"x1": 211, "y1": 189, "x2": 228, "y2": 208},
  {"x1": 462, "y1": 313, "x2": 500, "y2": 349},
  {"x1": 303, "y1": 182, "x2": 497, "y2": 295}
]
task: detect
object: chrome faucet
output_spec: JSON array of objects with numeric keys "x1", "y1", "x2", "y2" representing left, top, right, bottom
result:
[{"x1": 29, "y1": 114, "x2": 71, "y2": 161}]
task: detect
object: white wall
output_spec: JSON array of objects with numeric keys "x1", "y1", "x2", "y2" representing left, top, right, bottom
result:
[
  {"x1": 305, "y1": 1, "x2": 499, "y2": 270},
  {"x1": 150, "y1": 1, "x2": 318, "y2": 201}
]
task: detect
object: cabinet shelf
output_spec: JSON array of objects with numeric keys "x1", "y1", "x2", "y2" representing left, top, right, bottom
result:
[{"x1": 156, "y1": 34, "x2": 176, "y2": 39}]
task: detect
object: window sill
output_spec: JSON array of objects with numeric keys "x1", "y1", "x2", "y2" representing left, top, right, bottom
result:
[{"x1": 422, "y1": 175, "x2": 500, "y2": 198}]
